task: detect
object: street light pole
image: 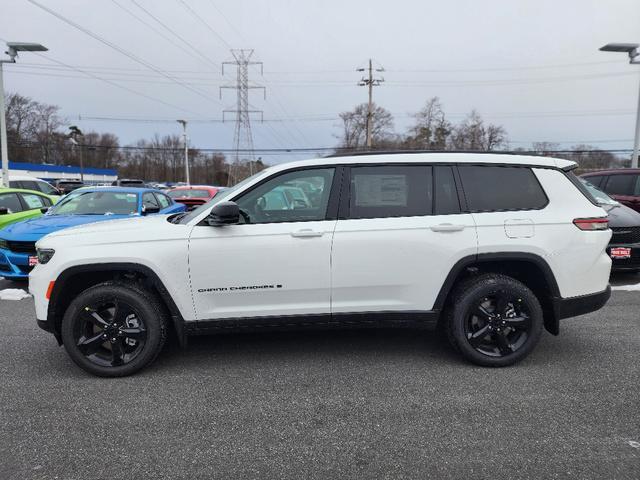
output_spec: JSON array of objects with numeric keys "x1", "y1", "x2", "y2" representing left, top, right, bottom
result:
[
  {"x1": 0, "y1": 42, "x2": 48, "y2": 187},
  {"x1": 599, "y1": 43, "x2": 640, "y2": 167},
  {"x1": 177, "y1": 120, "x2": 189, "y2": 185},
  {"x1": 0, "y1": 61, "x2": 9, "y2": 187}
]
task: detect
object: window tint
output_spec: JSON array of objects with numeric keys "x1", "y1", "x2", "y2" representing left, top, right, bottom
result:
[
  {"x1": 603, "y1": 174, "x2": 638, "y2": 196},
  {"x1": 0, "y1": 193, "x2": 22, "y2": 213},
  {"x1": 458, "y1": 165, "x2": 547, "y2": 212},
  {"x1": 143, "y1": 192, "x2": 160, "y2": 208},
  {"x1": 20, "y1": 193, "x2": 47, "y2": 210},
  {"x1": 235, "y1": 168, "x2": 335, "y2": 224},
  {"x1": 19, "y1": 180, "x2": 40, "y2": 192},
  {"x1": 583, "y1": 175, "x2": 604, "y2": 188},
  {"x1": 349, "y1": 165, "x2": 432, "y2": 219},
  {"x1": 434, "y1": 166, "x2": 460, "y2": 215},
  {"x1": 155, "y1": 193, "x2": 171, "y2": 209}
]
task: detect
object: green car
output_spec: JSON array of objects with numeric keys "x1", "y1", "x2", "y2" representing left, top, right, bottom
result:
[{"x1": 0, "y1": 187, "x2": 59, "y2": 230}]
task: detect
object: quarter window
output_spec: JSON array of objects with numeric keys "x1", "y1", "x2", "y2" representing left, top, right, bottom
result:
[
  {"x1": 235, "y1": 168, "x2": 335, "y2": 224},
  {"x1": 349, "y1": 165, "x2": 432, "y2": 219},
  {"x1": 458, "y1": 165, "x2": 547, "y2": 212}
]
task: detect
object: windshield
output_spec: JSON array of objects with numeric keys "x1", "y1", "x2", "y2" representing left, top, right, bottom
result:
[
  {"x1": 168, "y1": 189, "x2": 211, "y2": 198},
  {"x1": 177, "y1": 169, "x2": 270, "y2": 224},
  {"x1": 50, "y1": 191, "x2": 139, "y2": 215},
  {"x1": 578, "y1": 178, "x2": 619, "y2": 206}
]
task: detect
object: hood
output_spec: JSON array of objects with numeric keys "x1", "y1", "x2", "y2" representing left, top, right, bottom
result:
[
  {"x1": 41, "y1": 213, "x2": 170, "y2": 240},
  {"x1": 0, "y1": 214, "x2": 133, "y2": 242},
  {"x1": 602, "y1": 203, "x2": 640, "y2": 228}
]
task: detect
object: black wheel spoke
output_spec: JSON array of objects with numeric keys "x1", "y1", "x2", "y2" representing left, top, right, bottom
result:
[
  {"x1": 494, "y1": 331, "x2": 513, "y2": 355},
  {"x1": 495, "y1": 295, "x2": 509, "y2": 316},
  {"x1": 83, "y1": 308, "x2": 109, "y2": 329},
  {"x1": 468, "y1": 324, "x2": 491, "y2": 346},
  {"x1": 111, "y1": 341, "x2": 125, "y2": 366},
  {"x1": 77, "y1": 333, "x2": 105, "y2": 355},
  {"x1": 474, "y1": 305, "x2": 493, "y2": 321},
  {"x1": 120, "y1": 327, "x2": 146, "y2": 341},
  {"x1": 505, "y1": 315, "x2": 531, "y2": 330}
]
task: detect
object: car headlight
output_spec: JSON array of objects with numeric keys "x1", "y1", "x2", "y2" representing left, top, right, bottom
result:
[
  {"x1": 36, "y1": 248, "x2": 55, "y2": 264},
  {"x1": 0, "y1": 239, "x2": 7, "y2": 250}
]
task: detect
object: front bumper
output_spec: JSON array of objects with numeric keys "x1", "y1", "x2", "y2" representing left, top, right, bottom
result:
[
  {"x1": 552, "y1": 285, "x2": 611, "y2": 321},
  {"x1": 0, "y1": 248, "x2": 32, "y2": 279}
]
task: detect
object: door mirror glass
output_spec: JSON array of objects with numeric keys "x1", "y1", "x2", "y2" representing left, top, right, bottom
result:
[
  {"x1": 207, "y1": 201, "x2": 240, "y2": 226},
  {"x1": 40, "y1": 207, "x2": 49, "y2": 214}
]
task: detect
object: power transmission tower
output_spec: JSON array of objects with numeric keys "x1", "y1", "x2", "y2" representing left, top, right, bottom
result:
[
  {"x1": 357, "y1": 59, "x2": 384, "y2": 149},
  {"x1": 220, "y1": 49, "x2": 265, "y2": 185}
]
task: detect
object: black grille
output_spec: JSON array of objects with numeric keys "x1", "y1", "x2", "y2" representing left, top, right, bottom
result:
[
  {"x1": 6, "y1": 241, "x2": 36, "y2": 255},
  {"x1": 610, "y1": 227, "x2": 640, "y2": 245}
]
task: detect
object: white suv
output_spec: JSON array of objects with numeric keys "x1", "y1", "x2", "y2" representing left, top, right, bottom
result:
[{"x1": 30, "y1": 153, "x2": 612, "y2": 376}]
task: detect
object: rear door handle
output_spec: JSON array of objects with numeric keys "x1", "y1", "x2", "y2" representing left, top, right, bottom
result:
[
  {"x1": 291, "y1": 229, "x2": 324, "y2": 238},
  {"x1": 430, "y1": 223, "x2": 465, "y2": 232}
]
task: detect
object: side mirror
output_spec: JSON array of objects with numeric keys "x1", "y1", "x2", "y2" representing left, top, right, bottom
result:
[
  {"x1": 0, "y1": 207, "x2": 8, "y2": 215},
  {"x1": 206, "y1": 201, "x2": 240, "y2": 226},
  {"x1": 142, "y1": 205, "x2": 161, "y2": 215},
  {"x1": 40, "y1": 207, "x2": 49, "y2": 214}
]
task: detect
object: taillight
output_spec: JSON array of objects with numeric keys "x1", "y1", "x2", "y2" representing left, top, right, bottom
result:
[{"x1": 573, "y1": 217, "x2": 609, "y2": 231}]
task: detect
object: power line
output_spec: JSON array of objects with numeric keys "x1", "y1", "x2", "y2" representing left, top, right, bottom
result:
[
  {"x1": 26, "y1": 0, "x2": 223, "y2": 106},
  {"x1": 175, "y1": 0, "x2": 233, "y2": 51}
]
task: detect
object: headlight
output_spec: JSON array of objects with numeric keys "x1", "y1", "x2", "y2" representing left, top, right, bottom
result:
[
  {"x1": 0, "y1": 239, "x2": 7, "y2": 250},
  {"x1": 36, "y1": 248, "x2": 55, "y2": 264}
]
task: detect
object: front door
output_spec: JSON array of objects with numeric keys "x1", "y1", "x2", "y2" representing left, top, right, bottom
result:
[{"x1": 189, "y1": 167, "x2": 339, "y2": 320}]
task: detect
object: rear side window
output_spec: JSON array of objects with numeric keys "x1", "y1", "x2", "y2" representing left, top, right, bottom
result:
[
  {"x1": 434, "y1": 166, "x2": 460, "y2": 215},
  {"x1": 603, "y1": 174, "x2": 639, "y2": 196},
  {"x1": 20, "y1": 193, "x2": 49, "y2": 209},
  {"x1": 349, "y1": 165, "x2": 432, "y2": 219},
  {"x1": 458, "y1": 165, "x2": 547, "y2": 212}
]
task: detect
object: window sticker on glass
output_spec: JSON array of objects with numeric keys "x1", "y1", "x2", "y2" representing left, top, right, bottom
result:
[{"x1": 354, "y1": 175, "x2": 408, "y2": 207}]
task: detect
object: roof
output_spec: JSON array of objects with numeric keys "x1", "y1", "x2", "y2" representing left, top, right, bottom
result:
[
  {"x1": 9, "y1": 161, "x2": 117, "y2": 176},
  {"x1": 0, "y1": 187, "x2": 56, "y2": 198},
  {"x1": 265, "y1": 152, "x2": 576, "y2": 174},
  {"x1": 70, "y1": 186, "x2": 159, "y2": 194},
  {"x1": 168, "y1": 185, "x2": 221, "y2": 190},
  {"x1": 582, "y1": 168, "x2": 639, "y2": 175}
]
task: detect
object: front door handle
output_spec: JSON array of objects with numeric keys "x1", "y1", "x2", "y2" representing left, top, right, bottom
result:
[
  {"x1": 430, "y1": 223, "x2": 465, "y2": 232},
  {"x1": 291, "y1": 229, "x2": 324, "y2": 238}
]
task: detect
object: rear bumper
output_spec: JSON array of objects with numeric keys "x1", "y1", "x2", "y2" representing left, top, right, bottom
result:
[{"x1": 553, "y1": 285, "x2": 611, "y2": 321}]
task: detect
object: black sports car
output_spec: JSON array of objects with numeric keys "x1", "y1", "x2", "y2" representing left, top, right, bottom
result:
[{"x1": 581, "y1": 178, "x2": 640, "y2": 272}]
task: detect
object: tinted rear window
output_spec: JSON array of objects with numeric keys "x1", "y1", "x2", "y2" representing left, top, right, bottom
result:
[{"x1": 458, "y1": 165, "x2": 548, "y2": 212}]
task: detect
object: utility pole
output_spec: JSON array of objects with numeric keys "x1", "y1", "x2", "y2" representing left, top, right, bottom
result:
[
  {"x1": 358, "y1": 59, "x2": 384, "y2": 149},
  {"x1": 220, "y1": 49, "x2": 265, "y2": 185},
  {"x1": 177, "y1": 119, "x2": 190, "y2": 185},
  {"x1": 68, "y1": 125, "x2": 84, "y2": 182}
]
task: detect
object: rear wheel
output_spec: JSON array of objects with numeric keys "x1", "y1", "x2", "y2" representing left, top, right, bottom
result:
[
  {"x1": 446, "y1": 274, "x2": 543, "y2": 367},
  {"x1": 61, "y1": 281, "x2": 167, "y2": 377}
]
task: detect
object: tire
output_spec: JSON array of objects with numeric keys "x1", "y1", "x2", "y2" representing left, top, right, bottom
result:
[
  {"x1": 445, "y1": 273, "x2": 543, "y2": 367},
  {"x1": 61, "y1": 281, "x2": 168, "y2": 377}
]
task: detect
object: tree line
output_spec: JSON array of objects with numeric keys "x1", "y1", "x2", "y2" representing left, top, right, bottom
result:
[{"x1": 2, "y1": 92, "x2": 627, "y2": 184}]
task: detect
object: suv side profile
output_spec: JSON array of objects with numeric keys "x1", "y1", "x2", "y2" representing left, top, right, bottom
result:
[{"x1": 30, "y1": 153, "x2": 612, "y2": 377}]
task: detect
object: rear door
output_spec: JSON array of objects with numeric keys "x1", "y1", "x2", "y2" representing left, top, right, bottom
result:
[
  {"x1": 601, "y1": 173, "x2": 640, "y2": 212},
  {"x1": 330, "y1": 164, "x2": 477, "y2": 314}
]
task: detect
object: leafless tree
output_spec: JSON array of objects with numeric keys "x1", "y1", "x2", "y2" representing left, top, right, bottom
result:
[
  {"x1": 403, "y1": 97, "x2": 451, "y2": 150},
  {"x1": 448, "y1": 110, "x2": 507, "y2": 151},
  {"x1": 338, "y1": 103, "x2": 395, "y2": 149}
]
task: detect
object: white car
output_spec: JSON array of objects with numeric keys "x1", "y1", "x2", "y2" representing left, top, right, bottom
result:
[
  {"x1": 30, "y1": 153, "x2": 612, "y2": 376},
  {"x1": 9, "y1": 174, "x2": 60, "y2": 196}
]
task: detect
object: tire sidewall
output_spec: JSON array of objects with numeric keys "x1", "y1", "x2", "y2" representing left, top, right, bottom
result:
[
  {"x1": 61, "y1": 283, "x2": 165, "y2": 377},
  {"x1": 450, "y1": 276, "x2": 543, "y2": 367}
]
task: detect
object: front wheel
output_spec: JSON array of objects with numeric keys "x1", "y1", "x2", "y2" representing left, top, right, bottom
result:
[
  {"x1": 61, "y1": 281, "x2": 167, "y2": 377},
  {"x1": 446, "y1": 274, "x2": 543, "y2": 367}
]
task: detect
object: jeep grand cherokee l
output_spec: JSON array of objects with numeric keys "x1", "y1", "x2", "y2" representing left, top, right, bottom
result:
[{"x1": 30, "y1": 153, "x2": 612, "y2": 376}]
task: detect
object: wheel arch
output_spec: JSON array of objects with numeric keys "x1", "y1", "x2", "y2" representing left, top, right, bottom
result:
[
  {"x1": 434, "y1": 252, "x2": 561, "y2": 335},
  {"x1": 47, "y1": 263, "x2": 187, "y2": 347}
]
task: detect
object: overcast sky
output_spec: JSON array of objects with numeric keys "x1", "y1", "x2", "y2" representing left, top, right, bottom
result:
[{"x1": 2, "y1": 0, "x2": 639, "y2": 163}]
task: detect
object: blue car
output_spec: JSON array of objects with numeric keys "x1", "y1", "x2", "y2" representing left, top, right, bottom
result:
[{"x1": 0, "y1": 187, "x2": 185, "y2": 279}]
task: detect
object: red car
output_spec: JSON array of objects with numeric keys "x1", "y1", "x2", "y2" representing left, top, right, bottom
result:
[
  {"x1": 167, "y1": 185, "x2": 226, "y2": 209},
  {"x1": 581, "y1": 169, "x2": 640, "y2": 213}
]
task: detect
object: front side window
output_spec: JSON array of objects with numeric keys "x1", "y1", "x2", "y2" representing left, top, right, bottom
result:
[
  {"x1": 20, "y1": 193, "x2": 48, "y2": 210},
  {"x1": 603, "y1": 174, "x2": 638, "y2": 196},
  {"x1": 143, "y1": 192, "x2": 160, "y2": 209},
  {"x1": 52, "y1": 191, "x2": 139, "y2": 215},
  {"x1": 458, "y1": 165, "x2": 547, "y2": 212},
  {"x1": 0, "y1": 193, "x2": 22, "y2": 213},
  {"x1": 349, "y1": 165, "x2": 432, "y2": 219},
  {"x1": 155, "y1": 193, "x2": 171, "y2": 209},
  {"x1": 37, "y1": 181, "x2": 59, "y2": 195},
  {"x1": 235, "y1": 168, "x2": 335, "y2": 224}
]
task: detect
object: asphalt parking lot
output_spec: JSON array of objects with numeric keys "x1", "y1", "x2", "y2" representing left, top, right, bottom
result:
[{"x1": 0, "y1": 276, "x2": 639, "y2": 480}]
